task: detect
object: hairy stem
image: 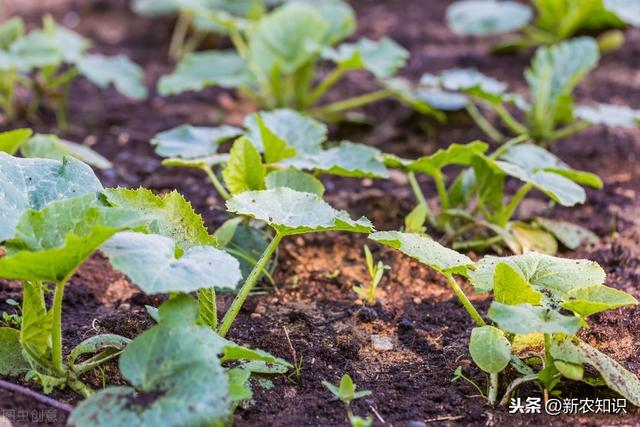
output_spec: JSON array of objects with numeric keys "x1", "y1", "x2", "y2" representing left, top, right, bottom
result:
[
  {"x1": 201, "y1": 165, "x2": 231, "y2": 200},
  {"x1": 488, "y1": 373, "x2": 499, "y2": 406},
  {"x1": 51, "y1": 281, "x2": 65, "y2": 374},
  {"x1": 465, "y1": 103, "x2": 504, "y2": 143},
  {"x1": 444, "y1": 274, "x2": 485, "y2": 327},
  {"x1": 218, "y1": 233, "x2": 283, "y2": 337}
]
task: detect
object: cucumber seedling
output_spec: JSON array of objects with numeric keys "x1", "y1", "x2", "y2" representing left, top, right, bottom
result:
[
  {"x1": 354, "y1": 245, "x2": 390, "y2": 305},
  {"x1": 323, "y1": 374, "x2": 373, "y2": 427}
]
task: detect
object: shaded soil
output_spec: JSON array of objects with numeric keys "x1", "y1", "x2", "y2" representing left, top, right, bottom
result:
[{"x1": 1, "y1": 0, "x2": 640, "y2": 426}]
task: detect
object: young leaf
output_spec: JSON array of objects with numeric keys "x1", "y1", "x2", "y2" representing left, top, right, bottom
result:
[
  {"x1": 68, "y1": 296, "x2": 232, "y2": 427},
  {"x1": 20, "y1": 134, "x2": 112, "y2": 169},
  {"x1": 0, "y1": 129, "x2": 32, "y2": 155},
  {"x1": 151, "y1": 124, "x2": 242, "y2": 159},
  {"x1": 0, "y1": 327, "x2": 29, "y2": 376},
  {"x1": 427, "y1": 69, "x2": 509, "y2": 105},
  {"x1": 406, "y1": 141, "x2": 489, "y2": 176},
  {"x1": 469, "y1": 252, "x2": 605, "y2": 297},
  {"x1": 295, "y1": 0, "x2": 356, "y2": 45},
  {"x1": 510, "y1": 222, "x2": 558, "y2": 255},
  {"x1": 158, "y1": 50, "x2": 252, "y2": 96},
  {"x1": 447, "y1": 0, "x2": 533, "y2": 35},
  {"x1": 324, "y1": 37, "x2": 408, "y2": 78},
  {"x1": 265, "y1": 168, "x2": 325, "y2": 196},
  {"x1": 0, "y1": 17, "x2": 24, "y2": 49},
  {"x1": 0, "y1": 154, "x2": 102, "y2": 241},
  {"x1": 222, "y1": 137, "x2": 266, "y2": 195},
  {"x1": 103, "y1": 188, "x2": 216, "y2": 249},
  {"x1": 575, "y1": 103, "x2": 640, "y2": 128},
  {"x1": 244, "y1": 109, "x2": 327, "y2": 155},
  {"x1": 604, "y1": 0, "x2": 640, "y2": 26},
  {"x1": 561, "y1": 285, "x2": 637, "y2": 317},
  {"x1": 76, "y1": 54, "x2": 147, "y2": 100},
  {"x1": 535, "y1": 217, "x2": 599, "y2": 250},
  {"x1": 20, "y1": 282, "x2": 52, "y2": 363},
  {"x1": 488, "y1": 302, "x2": 581, "y2": 335},
  {"x1": 100, "y1": 232, "x2": 242, "y2": 294},
  {"x1": 369, "y1": 231, "x2": 474, "y2": 276},
  {"x1": 226, "y1": 188, "x2": 373, "y2": 236},
  {"x1": 469, "y1": 326, "x2": 511, "y2": 374},
  {"x1": 255, "y1": 114, "x2": 297, "y2": 163},
  {"x1": 493, "y1": 262, "x2": 543, "y2": 306}
]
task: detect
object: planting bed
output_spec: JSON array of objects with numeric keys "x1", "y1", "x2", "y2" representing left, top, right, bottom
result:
[{"x1": 1, "y1": 0, "x2": 640, "y2": 426}]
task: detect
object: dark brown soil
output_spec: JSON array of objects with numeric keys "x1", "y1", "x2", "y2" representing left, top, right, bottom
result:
[{"x1": 1, "y1": 0, "x2": 640, "y2": 426}]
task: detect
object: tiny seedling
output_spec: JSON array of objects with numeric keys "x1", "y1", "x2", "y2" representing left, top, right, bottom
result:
[
  {"x1": 1, "y1": 299, "x2": 22, "y2": 328},
  {"x1": 354, "y1": 245, "x2": 389, "y2": 305},
  {"x1": 158, "y1": 1, "x2": 419, "y2": 120},
  {"x1": 322, "y1": 374, "x2": 373, "y2": 427},
  {"x1": 411, "y1": 38, "x2": 640, "y2": 145},
  {"x1": 446, "y1": 0, "x2": 636, "y2": 53},
  {"x1": 451, "y1": 366, "x2": 485, "y2": 397},
  {"x1": 0, "y1": 16, "x2": 146, "y2": 128}
]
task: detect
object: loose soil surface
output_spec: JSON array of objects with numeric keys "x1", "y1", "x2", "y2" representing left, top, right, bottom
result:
[{"x1": 1, "y1": 0, "x2": 640, "y2": 426}]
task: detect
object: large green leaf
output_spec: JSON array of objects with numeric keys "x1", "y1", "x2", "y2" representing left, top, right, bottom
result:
[
  {"x1": 20, "y1": 282, "x2": 52, "y2": 364},
  {"x1": 222, "y1": 137, "x2": 266, "y2": 195},
  {"x1": 324, "y1": 37, "x2": 408, "y2": 78},
  {"x1": 493, "y1": 262, "x2": 543, "y2": 305},
  {"x1": 68, "y1": 296, "x2": 232, "y2": 427},
  {"x1": 244, "y1": 109, "x2": 327, "y2": 154},
  {"x1": 535, "y1": 217, "x2": 599, "y2": 250},
  {"x1": 469, "y1": 326, "x2": 511, "y2": 374},
  {"x1": 20, "y1": 134, "x2": 112, "y2": 169},
  {"x1": 561, "y1": 285, "x2": 637, "y2": 317},
  {"x1": 0, "y1": 129, "x2": 32, "y2": 155},
  {"x1": 369, "y1": 231, "x2": 474, "y2": 276},
  {"x1": 265, "y1": 168, "x2": 325, "y2": 196},
  {"x1": 0, "y1": 327, "x2": 29, "y2": 376},
  {"x1": 576, "y1": 103, "x2": 640, "y2": 128},
  {"x1": 291, "y1": 0, "x2": 355, "y2": 45},
  {"x1": 469, "y1": 252, "x2": 605, "y2": 298},
  {"x1": 103, "y1": 188, "x2": 216, "y2": 249},
  {"x1": 0, "y1": 154, "x2": 102, "y2": 242},
  {"x1": 7, "y1": 31, "x2": 61, "y2": 71},
  {"x1": 227, "y1": 188, "x2": 373, "y2": 235},
  {"x1": 604, "y1": 0, "x2": 640, "y2": 26},
  {"x1": 248, "y1": 3, "x2": 328, "y2": 75},
  {"x1": 76, "y1": 54, "x2": 147, "y2": 100},
  {"x1": 284, "y1": 141, "x2": 389, "y2": 178},
  {"x1": 446, "y1": 0, "x2": 533, "y2": 35},
  {"x1": 151, "y1": 124, "x2": 242, "y2": 159},
  {"x1": 488, "y1": 302, "x2": 581, "y2": 335},
  {"x1": 406, "y1": 141, "x2": 489, "y2": 176},
  {"x1": 101, "y1": 232, "x2": 241, "y2": 294},
  {"x1": 158, "y1": 50, "x2": 252, "y2": 95}
]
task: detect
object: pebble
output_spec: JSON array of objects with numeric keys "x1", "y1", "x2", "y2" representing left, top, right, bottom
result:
[
  {"x1": 371, "y1": 335, "x2": 394, "y2": 351},
  {"x1": 407, "y1": 422, "x2": 426, "y2": 427},
  {"x1": 413, "y1": 297, "x2": 422, "y2": 305},
  {"x1": 254, "y1": 304, "x2": 266, "y2": 315},
  {"x1": 250, "y1": 313, "x2": 262, "y2": 319}
]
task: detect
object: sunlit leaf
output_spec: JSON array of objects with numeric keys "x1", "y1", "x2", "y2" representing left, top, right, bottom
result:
[
  {"x1": 77, "y1": 54, "x2": 147, "y2": 100},
  {"x1": 446, "y1": 0, "x2": 533, "y2": 35}
]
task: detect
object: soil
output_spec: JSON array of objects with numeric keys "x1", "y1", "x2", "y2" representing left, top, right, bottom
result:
[{"x1": 1, "y1": 0, "x2": 640, "y2": 426}]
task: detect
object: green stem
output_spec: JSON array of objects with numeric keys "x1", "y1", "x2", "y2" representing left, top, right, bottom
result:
[
  {"x1": 169, "y1": 12, "x2": 191, "y2": 61},
  {"x1": 51, "y1": 282, "x2": 65, "y2": 374},
  {"x1": 488, "y1": 372, "x2": 499, "y2": 406},
  {"x1": 465, "y1": 103, "x2": 504, "y2": 143},
  {"x1": 452, "y1": 235, "x2": 503, "y2": 250},
  {"x1": 201, "y1": 165, "x2": 231, "y2": 200},
  {"x1": 499, "y1": 374, "x2": 539, "y2": 406},
  {"x1": 308, "y1": 89, "x2": 392, "y2": 118},
  {"x1": 489, "y1": 134, "x2": 531, "y2": 159},
  {"x1": 444, "y1": 273, "x2": 485, "y2": 327},
  {"x1": 433, "y1": 171, "x2": 450, "y2": 210},
  {"x1": 548, "y1": 121, "x2": 591, "y2": 143},
  {"x1": 494, "y1": 102, "x2": 528, "y2": 136},
  {"x1": 407, "y1": 172, "x2": 437, "y2": 228},
  {"x1": 499, "y1": 182, "x2": 533, "y2": 226},
  {"x1": 544, "y1": 333, "x2": 553, "y2": 367},
  {"x1": 305, "y1": 66, "x2": 347, "y2": 108},
  {"x1": 218, "y1": 233, "x2": 283, "y2": 337}
]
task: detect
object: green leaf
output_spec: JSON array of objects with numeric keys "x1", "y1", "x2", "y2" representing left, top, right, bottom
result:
[
  {"x1": 488, "y1": 302, "x2": 581, "y2": 335},
  {"x1": 369, "y1": 231, "x2": 474, "y2": 276},
  {"x1": 20, "y1": 134, "x2": 112, "y2": 169},
  {"x1": 324, "y1": 37, "x2": 408, "y2": 78},
  {"x1": 249, "y1": 3, "x2": 328, "y2": 75},
  {"x1": 0, "y1": 327, "x2": 29, "y2": 376},
  {"x1": 493, "y1": 262, "x2": 543, "y2": 305},
  {"x1": 40, "y1": 15, "x2": 89, "y2": 62},
  {"x1": 284, "y1": 141, "x2": 389, "y2": 178},
  {"x1": 407, "y1": 141, "x2": 489, "y2": 176},
  {"x1": 197, "y1": 288, "x2": 218, "y2": 330},
  {"x1": 213, "y1": 217, "x2": 244, "y2": 247},
  {"x1": 151, "y1": 124, "x2": 242, "y2": 159},
  {"x1": 469, "y1": 252, "x2": 605, "y2": 297},
  {"x1": 576, "y1": 103, "x2": 640, "y2": 128},
  {"x1": 255, "y1": 114, "x2": 297, "y2": 163},
  {"x1": 158, "y1": 50, "x2": 252, "y2": 95},
  {"x1": 0, "y1": 17, "x2": 24, "y2": 50},
  {"x1": 20, "y1": 282, "x2": 51, "y2": 364},
  {"x1": 103, "y1": 188, "x2": 216, "y2": 249},
  {"x1": 77, "y1": 54, "x2": 147, "y2": 100},
  {"x1": 322, "y1": 374, "x2": 371, "y2": 404},
  {"x1": 535, "y1": 217, "x2": 599, "y2": 250},
  {"x1": 427, "y1": 69, "x2": 509, "y2": 104},
  {"x1": 576, "y1": 340, "x2": 640, "y2": 406},
  {"x1": 227, "y1": 367, "x2": 252, "y2": 403},
  {"x1": 219, "y1": 338, "x2": 292, "y2": 369},
  {"x1": 222, "y1": 137, "x2": 266, "y2": 195},
  {"x1": 510, "y1": 222, "x2": 558, "y2": 255},
  {"x1": 382, "y1": 78, "x2": 447, "y2": 119},
  {"x1": 604, "y1": 0, "x2": 640, "y2": 26},
  {"x1": 561, "y1": 285, "x2": 637, "y2": 317},
  {"x1": 446, "y1": 0, "x2": 533, "y2": 35},
  {"x1": 525, "y1": 37, "x2": 600, "y2": 135},
  {"x1": 404, "y1": 203, "x2": 427, "y2": 234},
  {"x1": 7, "y1": 32, "x2": 61, "y2": 71},
  {"x1": 100, "y1": 232, "x2": 242, "y2": 294},
  {"x1": 469, "y1": 326, "x2": 511, "y2": 374},
  {"x1": 132, "y1": 0, "x2": 179, "y2": 16},
  {"x1": 244, "y1": 109, "x2": 327, "y2": 155},
  {"x1": 0, "y1": 154, "x2": 103, "y2": 242},
  {"x1": 292, "y1": 0, "x2": 356, "y2": 45},
  {"x1": 0, "y1": 129, "x2": 32, "y2": 155},
  {"x1": 265, "y1": 168, "x2": 325, "y2": 196},
  {"x1": 68, "y1": 295, "x2": 232, "y2": 426},
  {"x1": 227, "y1": 188, "x2": 373, "y2": 236}
]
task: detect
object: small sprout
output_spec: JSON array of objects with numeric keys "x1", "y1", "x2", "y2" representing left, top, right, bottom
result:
[
  {"x1": 323, "y1": 374, "x2": 372, "y2": 426},
  {"x1": 354, "y1": 245, "x2": 390, "y2": 305}
]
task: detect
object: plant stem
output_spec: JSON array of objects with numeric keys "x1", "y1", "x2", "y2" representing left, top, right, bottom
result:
[
  {"x1": 308, "y1": 89, "x2": 392, "y2": 118},
  {"x1": 548, "y1": 121, "x2": 591, "y2": 142},
  {"x1": 499, "y1": 182, "x2": 534, "y2": 226},
  {"x1": 544, "y1": 333, "x2": 553, "y2": 367},
  {"x1": 494, "y1": 102, "x2": 528, "y2": 136},
  {"x1": 407, "y1": 172, "x2": 437, "y2": 227},
  {"x1": 305, "y1": 66, "x2": 347, "y2": 107},
  {"x1": 488, "y1": 373, "x2": 499, "y2": 405},
  {"x1": 465, "y1": 103, "x2": 504, "y2": 143},
  {"x1": 452, "y1": 235, "x2": 503, "y2": 250},
  {"x1": 433, "y1": 171, "x2": 450, "y2": 210},
  {"x1": 489, "y1": 134, "x2": 531, "y2": 159},
  {"x1": 201, "y1": 165, "x2": 231, "y2": 200},
  {"x1": 218, "y1": 233, "x2": 283, "y2": 337},
  {"x1": 499, "y1": 374, "x2": 539, "y2": 406},
  {"x1": 169, "y1": 12, "x2": 191, "y2": 61},
  {"x1": 51, "y1": 281, "x2": 65, "y2": 374},
  {"x1": 444, "y1": 274, "x2": 485, "y2": 327}
]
